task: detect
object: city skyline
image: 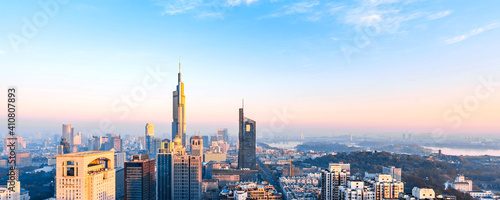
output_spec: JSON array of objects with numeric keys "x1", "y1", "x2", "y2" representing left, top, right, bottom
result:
[{"x1": 1, "y1": 0, "x2": 500, "y2": 137}]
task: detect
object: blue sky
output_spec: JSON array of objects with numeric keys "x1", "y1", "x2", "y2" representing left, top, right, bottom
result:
[{"x1": 0, "y1": 0, "x2": 499, "y2": 139}]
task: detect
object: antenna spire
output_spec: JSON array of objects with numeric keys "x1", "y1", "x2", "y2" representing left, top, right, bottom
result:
[
  {"x1": 242, "y1": 99, "x2": 244, "y2": 109},
  {"x1": 178, "y1": 57, "x2": 181, "y2": 82}
]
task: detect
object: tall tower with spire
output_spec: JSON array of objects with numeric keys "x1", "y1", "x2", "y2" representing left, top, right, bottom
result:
[
  {"x1": 172, "y1": 58, "x2": 186, "y2": 147},
  {"x1": 238, "y1": 101, "x2": 257, "y2": 170}
]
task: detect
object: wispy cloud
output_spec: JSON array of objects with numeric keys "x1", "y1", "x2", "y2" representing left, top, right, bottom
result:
[
  {"x1": 445, "y1": 22, "x2": 499, "y2": 45},
  {"x1": 343, "y1": 0, "x2": 423, "y2": 33},
  {"x1": 155, "y1": 0, "x2": 263, "y2": 18},
  {"x1": 225, "y1": 0, "x2": 259, "y2": 7},
  {"x1": 428, "y1": 10, "x2": 452, "y2": 20},
  {"x1": 261, "y1": 1, "x2": 320, "y2": 18},
  {"x1": 197, "y1": 12, "x2": 225, "y2": 19},
  {"x1": 155, "y1": 0, "x2": 202, "y2": 15}
]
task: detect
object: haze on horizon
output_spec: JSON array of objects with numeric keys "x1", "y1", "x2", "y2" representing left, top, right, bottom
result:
[{"x1": 0, "y1": 0, "x2": 499, "y2": 138}]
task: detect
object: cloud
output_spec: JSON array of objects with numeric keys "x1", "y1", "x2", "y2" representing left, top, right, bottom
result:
[
  {"x1": 225, "y1": 0, "x2": 259, "y2": 6},
  {"x1": 445, "y1": 22, "x2": 499, "y2": 45},
  {"x1": 0, "y1": 50, "x2": 4, "y2": 55},
  {"x1": 197, "y1": 12, "x2": 225, "y2": 19},
  {"x1": 343, "y1": 0, "x2": 423, "y2": 33},
  {"x1": 428, "y1": 10, "x2": 452, "y2": 20},
  {"x1": 262, "y1": 1, "x2": 320, "y2": 18},
  {"x1": 155, "y1": 0, "x2": 263, "y2": 18},
  {"x1": 155, "y1": 0, "x2": 202, "y2": 15}
]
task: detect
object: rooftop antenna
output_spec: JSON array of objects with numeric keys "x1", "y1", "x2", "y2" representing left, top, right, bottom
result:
[
  {"x1": 178, "y1": 57, "x2": 181, "y2": 82},
  {"x1": 242, "y1": 99, "x2": 244, "y2": 109}
]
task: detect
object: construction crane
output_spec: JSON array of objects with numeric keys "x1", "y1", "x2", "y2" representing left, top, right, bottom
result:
[{"x1": 285, "y1": 159, "x2": 294, "y2": 177}]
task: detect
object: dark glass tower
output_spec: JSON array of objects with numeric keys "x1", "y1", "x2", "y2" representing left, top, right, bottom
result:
[
  {"x1": 238, "y1": 106, "x2": 257, "y2": 170},
  {"x1": 158, "y1": 151, "x2": 174, "y2": 200},
  {"x1": 124, "y1": 154, "x2": 156, "y2": 200}
]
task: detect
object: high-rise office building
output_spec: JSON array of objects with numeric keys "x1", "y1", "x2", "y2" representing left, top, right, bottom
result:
[
  {"x1": 172, "y1": 60, "x2": 186, "y2": 147},
  {"x1": 115, "y1": 167, "x2": 125, "y2": 200},
  {"x1": 57, "y1": 145, "x2": 64, "y2": 155},
  {"x1": 173, "y1": 154, "x2": 202, "y2": 200},
  {"x1": 56, "y1": 151, "x2": 116, "y2": 199},
  {"x1": 145, "y1": 123, "x2": 154, "y2": 138},
  {"x1": 124, "y1": 154, "x2": 155, "y2": 200},
  {"x1": 60, "y1": 138, "x2": 71, "y2": 154},
  {"x1": 238, "y1": 105, "x2": 257, "y2": 170},
  {"x1": 217, "y1": 128, "x2": 228, "y2": 142},
  {"x1": 74, "y1": 132, "x2": 82, "y2": 146},
  {"x1": 383, "y1": 166, "x2": 402, "y2": 182},
  {"x1": 88, "y1": 136, "x2": 100, "y2": 151},
  {"x1": 158, "y1": 135, "x2": 201, "y2": 200},
  {"x1": 158, "y1": 148, "x2": 174, "y2": 200},
  {"x1": 190, "y1": 135, "x2": 203, "y2": 157},
  {"x1": 115, "y1": 152, "x2": 126, "y2": 168},
  {"x1": 62, "y1": 124, "x2": 73, "y2": 147},
  {"x1": 202, "y1": 136, "x2": 209, "y2": 148},
  {"x1": 210, "y1": 136, "x2": 218, "y2": 144}
]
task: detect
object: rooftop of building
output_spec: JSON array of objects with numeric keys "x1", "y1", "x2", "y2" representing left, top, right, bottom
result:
[{"x1": 55, "y1": 151, "x2": 112, "y2": 157}]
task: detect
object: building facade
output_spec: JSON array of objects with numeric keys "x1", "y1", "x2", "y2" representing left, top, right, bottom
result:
[
  {"x1": 124, "y1": 154, "x2": 155, "y2": 200},
  {"x1": 56, "y1": 151, "x2": 116, "y2": 200},
  {"x1": 321, "y1": 163, "x2": 351, "y2": 200},
  {"x1": 190, "y1": 135, "x2": 203, "y2": 157},
  {"x1": 383, "y1": 166, "x2": 402, "y2": 182},
  {"x1": 172, "y1": 62, "x2": 186, "y2": 147},
  {"x1": 238, "y1": 106, "x2": 257, "y2": 170}
]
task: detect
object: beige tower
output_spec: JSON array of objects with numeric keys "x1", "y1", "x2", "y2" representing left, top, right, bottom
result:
[
  {"x1": 56, "y1": 151, "x2": 116, "y2": 200},
  {"x1": 190, "y1": 135, "x2": 203, "y2": 157},
  {"x1": 145, "y1": 123, "x2": 154, "y2": 137}
]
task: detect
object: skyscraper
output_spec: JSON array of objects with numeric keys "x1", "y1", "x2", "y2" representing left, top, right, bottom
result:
[
  {"x1": 158, "y1": 147, "x2": 174, "y2": 200},
  {"x1": 190, "y1": 135, "x2": 203, "y2": 157},
  {"x1": 62, "y1": 124, "x2": 73, "y2": 147},
  {"x1": 157, "y1": 135, "x2": 201, "y2": 200},
  {"x1": 60, "y1": 138, "x2": 70, "y2": 154},
  {"x1": 73, "y1": 131, "x2": 82, "y2": 146},
  {"x1": 145, "y1": 123, "x2": 154, "y2": 138},
  {"x1": 124, "y1": 154, "x2": 156, "y2": 200},
  {"x1": 238, "y1": 104, "x2": 257, "y2": 170},
  {"x1": 172, "y1": 60, "x2": 186, "y2": 147},
  {"x1": 217, "y1": 128, "x2": 228, "y2": 142},
  {"x1": 56, "y1": 151, "x2": 116, "y2": 199},
  {"x1": 173, "y1": 154, "x2": 202, "y2": 200}
]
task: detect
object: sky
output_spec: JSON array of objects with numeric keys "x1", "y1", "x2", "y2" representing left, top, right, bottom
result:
[{"x1": 0, "y1": 0, "x2": 499, "y2": 139}]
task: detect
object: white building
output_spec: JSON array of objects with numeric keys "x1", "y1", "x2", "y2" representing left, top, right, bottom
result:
[
  {"x1": 467, "y1": 191, "x2": 494, "y2": 199},
  {"x1": 452, "y1": 175, "x2": 472, "y2": 192},
  {"x1": 412, "y1": 187, "x2": 435, "y2": 200},
  {"x1": 339, "y1": 181, "x2": 375, "y2": 200},
  {"x1": 235, "y1": 190, "x2": 247, "y2": 200}
]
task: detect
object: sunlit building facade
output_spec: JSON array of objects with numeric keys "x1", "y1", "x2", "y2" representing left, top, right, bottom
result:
[
  {"x1": 56, "y1": 151, "x2": 116, "y2": 200},
  {"x1": 172, "y1": 62, "x2": 186, "y2": 147}
]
